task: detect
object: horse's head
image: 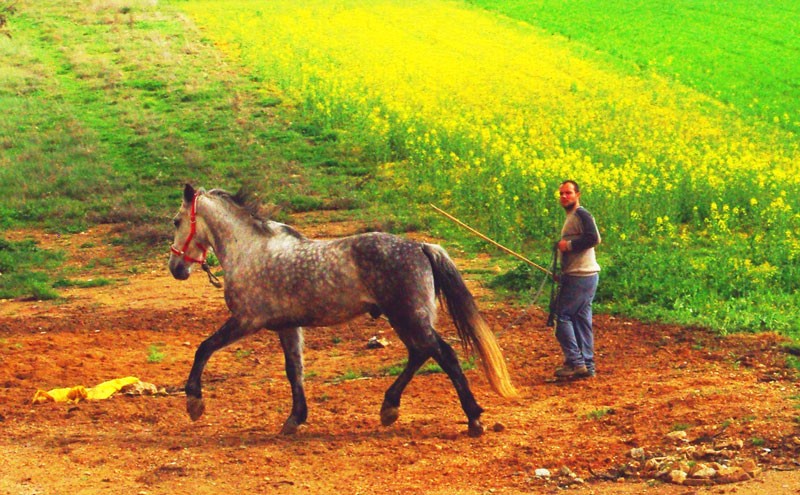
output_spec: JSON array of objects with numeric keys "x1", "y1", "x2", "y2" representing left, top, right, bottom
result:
[{"x1": 169, "y1": 184, "x2": 210, "y2": 280}]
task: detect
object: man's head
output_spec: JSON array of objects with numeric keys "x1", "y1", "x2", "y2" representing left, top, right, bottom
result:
[{"x1": 558, "y1": 180, "x2": 581, "y2": 212}]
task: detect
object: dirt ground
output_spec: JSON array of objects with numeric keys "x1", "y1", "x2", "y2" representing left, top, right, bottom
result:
[{"x1": 1, "y1": 221, "x2": 799, "y2": 495}]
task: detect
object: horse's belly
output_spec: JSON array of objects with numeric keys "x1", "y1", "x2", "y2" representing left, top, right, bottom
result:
[
  {"x1": 226, "y1": 272, "x2": 376, "y2": 329},
  {"x1": 308, "y1": 303, "x2": 374, "y2": 327},
  {"x1": 248, "y1": 297, "x2": 374, "y2": 330}
]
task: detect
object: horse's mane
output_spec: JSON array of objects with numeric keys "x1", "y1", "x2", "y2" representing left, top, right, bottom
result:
[
  {"x1": 207, "y1": 188, "x2": 304, "y2": 239},
  {"x1": 208, "y1": 188, "x2": 263, "y2": 220}
]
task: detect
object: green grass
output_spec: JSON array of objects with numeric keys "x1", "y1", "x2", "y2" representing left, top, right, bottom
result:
[
  {"x1": 234, "y1": 348, "x2": 253, "y2": 360},
  {"x1": 381, "y1": 357, "x2": 477, "y2": 376},
  {"x1": 0, "y1": 0, "x2": 385, "y2": 299},
  {"x1": 52, "y1": 278, "x2": 114, "y2": 289},
  {"x1": 0, "y1": 237, "x2": 64, "y2": 300},
  {"x1": 787, "y1": 355, "x2": 800, "y2": 374},
  {"x1": 146, "y1": 343, "x2": 166, "y2": 364},
  {"x1": 671, "y1": 422, "x2": 693, "y2": 432},
  {"x1": 0, "y1": 0, "x2": 364, "y2": 231},
  {"x1": 333, "y1": 369, "x2": 367, "y2": 383},
  {"x1": 584, "y1": 407, "x2": 613, "y2": 421}
]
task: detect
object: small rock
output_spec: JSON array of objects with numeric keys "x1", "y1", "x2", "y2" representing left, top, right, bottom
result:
[
  {"x1": 558, "y1": 471, "x2": 584, "y2": 487},
  {"x1": 717, "y1": 466, "x2": 750, "y2": 484},
  {"x1": 558, "y1": 466, "x2": 576, "y2": 478},
  {"x1": 684, "y1": 478, "x2": 714, "y2": 487},
  {"x1": 534, "y1": 468, "x2": 551, "y2": 479},
  {"x1": 715, "y1": 438, "x2": 744, "y2": 450},
  {"x1": 366, "y1": 336, "x2": 389, "y2": 349},
  {"x1": 669, "y1": 470, "x2": 687, "y2": 485},
  {"x1": 655, "y1": 466, "x2": 673, "y2": 479},
  {"x1": 630, "y1": 447, "x2": 646, "y2": 460},
  {"x1": 665, "y1": 431, "x2": 688, "y2": 443},
  {"x1": 121, "y1": 381, "x2": 159, "y2": 396},
  {"x1": 740, "y1": 458, "x2": 761, "y2": 477},
  {"x1": 492, "y1": 422, "x2": 505, "y2": 432},
  {"x1": 690, "y1": 465, "x2": 716, "y2": 479}
]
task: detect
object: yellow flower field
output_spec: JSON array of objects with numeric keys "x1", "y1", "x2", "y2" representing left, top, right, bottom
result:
[
  {"x1": 179, "y1": 0, "x2": 799, "y2": 248},
  {"x1": 169, "y1": 0, "x2": 800, "y2": 333}
]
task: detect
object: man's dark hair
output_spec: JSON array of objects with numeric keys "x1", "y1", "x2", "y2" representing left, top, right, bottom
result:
[{"x1": 560, "y1": 180, "x2": 580, "y2": 192}]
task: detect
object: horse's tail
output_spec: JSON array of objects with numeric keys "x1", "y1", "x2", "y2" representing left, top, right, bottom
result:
[{"x1": 421, "y1": 243, "x2": 518, "y2": 398}]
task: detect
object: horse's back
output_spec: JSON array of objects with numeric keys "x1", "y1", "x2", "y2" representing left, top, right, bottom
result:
[{"x1": 344, "y1": 232, "x2": 430, "y2": 275}]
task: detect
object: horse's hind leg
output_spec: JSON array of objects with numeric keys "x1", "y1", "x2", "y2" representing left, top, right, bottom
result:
[
  {"x1": 278, "y1": 327, "x2": 307, "y2": 435},
  {"x1": 380, "y1": 348, "x2": 429, "y2": 427},
  {"x1": 433, "y1": 332, "x2": 485, "y2": 437},
  {"x1": 382, "y1": 323, "x2": 484, "y2": 437},
  {"x1": 430, "y1": 333, "x2": 486, "y2": 437},
  {"x1": 185, "y1": 316, "x2": 254, "y2": 421}
]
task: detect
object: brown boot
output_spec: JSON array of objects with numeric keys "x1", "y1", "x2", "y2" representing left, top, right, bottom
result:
[{"x1": 554, "y1": 364, "x2": 591, "y2": 378}]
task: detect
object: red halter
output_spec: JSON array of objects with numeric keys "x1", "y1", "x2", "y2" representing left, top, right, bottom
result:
[{"x1": 170, "y1": 192, "x2": 208, "y2": 264}]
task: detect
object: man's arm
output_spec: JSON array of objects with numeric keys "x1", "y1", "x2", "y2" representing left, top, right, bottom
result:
[{"x1": 568, "y1": 208, "x2": 600, "y2": 251}]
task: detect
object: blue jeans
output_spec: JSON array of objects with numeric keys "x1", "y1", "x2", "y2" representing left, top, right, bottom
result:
[{"x1": 555, "y1": 274, "x2": 598, "y2": 371}]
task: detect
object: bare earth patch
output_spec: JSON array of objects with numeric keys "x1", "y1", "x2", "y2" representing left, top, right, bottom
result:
[{"x1": 1, "y1": 223, "x2": 799, "y2": 495}]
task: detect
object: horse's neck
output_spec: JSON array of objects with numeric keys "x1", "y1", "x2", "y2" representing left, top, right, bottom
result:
[
  {"x1": 202, "y1": 206, "x2": 301, "y2": 272},
  {"x1": 202, "y1": 207, "x2": 265, "y2": 266}
]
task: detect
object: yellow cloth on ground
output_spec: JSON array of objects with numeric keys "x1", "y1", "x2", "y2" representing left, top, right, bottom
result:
[{"x1": 32, "y1": 376, "x2": 141, "y2": 404}]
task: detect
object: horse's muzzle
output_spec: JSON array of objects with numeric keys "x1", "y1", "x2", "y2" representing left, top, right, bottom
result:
[{"x1": 169, "y1": 257, "x2": 191, "y2": 280}]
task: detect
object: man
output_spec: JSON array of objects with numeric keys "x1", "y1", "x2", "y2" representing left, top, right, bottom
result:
[{"x1": 553, "y1": 180, "x2": 601, "y2": 379}]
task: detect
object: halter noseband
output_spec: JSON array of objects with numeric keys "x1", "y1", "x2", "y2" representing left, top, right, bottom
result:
[{"x1": 170, "y1": 192, "x2": 208, "y2": 264}]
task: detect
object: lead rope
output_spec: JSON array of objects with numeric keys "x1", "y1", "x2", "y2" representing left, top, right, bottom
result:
[
  {"x1": 546, "y1": 244, "x2": 560, "y2": 330},
  {"x1": 201, "y1": 262, "x2": 223, "y2": 288},
  {"x1": 496, "y1": 248, "x2": 558, "y2": 338}
]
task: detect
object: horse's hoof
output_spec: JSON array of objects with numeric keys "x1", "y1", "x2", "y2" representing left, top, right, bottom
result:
[
  {"x1": 186, "y1": 396, "x2": 205, "y2": 421},
  {"x1": 380, "y1": 406, "x2": 399, "y2": 426},
  {"x1": 468, "y1": 419, "x2": 485, "y2": 438},
  {"x1": 280, "y1": 417, "x2": 300, "y2": 435}
]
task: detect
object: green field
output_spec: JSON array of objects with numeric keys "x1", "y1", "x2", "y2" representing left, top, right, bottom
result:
[
  {"x1": 469, "y1": 0, "x2": 800, "y2": 135},
  {"x1": 1, "y1": 0, "x2": 799, "y2": 340},
  {"x1": 0, "y1": 0, "x2": 374, "y2": 297}
]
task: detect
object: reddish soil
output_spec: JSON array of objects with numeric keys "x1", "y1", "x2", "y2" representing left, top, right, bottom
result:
[{"x1": 1, "y1": 222, "x2": 799, "y2": 495}]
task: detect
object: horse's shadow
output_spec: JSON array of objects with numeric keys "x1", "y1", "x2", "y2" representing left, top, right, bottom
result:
[{"x1": 125, "y1": 422, "x2": 475, "y2": 451}]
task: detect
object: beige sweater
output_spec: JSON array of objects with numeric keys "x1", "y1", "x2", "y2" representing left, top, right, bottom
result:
[{"x1": 559, "y1": 206, "x2": 601, "y2": 276}]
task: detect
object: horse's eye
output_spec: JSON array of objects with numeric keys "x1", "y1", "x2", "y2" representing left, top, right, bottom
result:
[{"x1": 173, "y1": 218, "x2": 181, "y2": 228}]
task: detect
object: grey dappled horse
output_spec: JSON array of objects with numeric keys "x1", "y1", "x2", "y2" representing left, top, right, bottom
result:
[{"x1": 168, "y1": 184, "x2": 516, "y2": 437}]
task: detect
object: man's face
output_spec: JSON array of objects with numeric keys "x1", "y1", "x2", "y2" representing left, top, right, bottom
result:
[{"x1": 559, "y1": 183, "x2": 580, "y2": 211}]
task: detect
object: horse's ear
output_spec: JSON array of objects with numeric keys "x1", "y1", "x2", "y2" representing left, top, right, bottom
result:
[{"x1": 183, "y1": 184, "x2": 195, "y2": 204}]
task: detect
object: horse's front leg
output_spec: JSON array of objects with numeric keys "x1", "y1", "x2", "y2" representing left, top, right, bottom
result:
[
  {"x1": 278, "y1": 327, "x2": 307, "y2": 435},
  {"x1": 185, "y1": 316, "x2": 253, "y2": 421}
]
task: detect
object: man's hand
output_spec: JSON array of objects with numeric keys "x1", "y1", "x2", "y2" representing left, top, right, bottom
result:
[{"x1": 557, "y1": 239, "x2": 570, "y2": 252}]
